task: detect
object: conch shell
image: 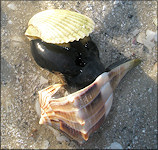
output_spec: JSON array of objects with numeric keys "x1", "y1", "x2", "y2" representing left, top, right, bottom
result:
[
  {"x1": 38, "y1": 59, "x2": 141, "y2": 144},
  {"x1": 25, "y1": 9, "x2": 95, "y2": 44}
]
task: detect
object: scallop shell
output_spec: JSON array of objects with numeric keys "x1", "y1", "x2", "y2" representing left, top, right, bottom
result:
[
  {"x1": 25, "y1": 9, "x2": 95, "y2": 44},
  {"x1": 38, "y1": 59, "x2": 141, "y2": 144}
]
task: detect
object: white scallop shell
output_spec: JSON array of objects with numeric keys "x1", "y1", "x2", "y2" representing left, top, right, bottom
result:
[{"x1": 25, "y1": 9, "x2": 95, "y2": 44}]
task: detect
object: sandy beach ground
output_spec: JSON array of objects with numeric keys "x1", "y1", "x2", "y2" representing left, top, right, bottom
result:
[{"x1": 1, "y1": 1, "x2": 157, "y2": 149}]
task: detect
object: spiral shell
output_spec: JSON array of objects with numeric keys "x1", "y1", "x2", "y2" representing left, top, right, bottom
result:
[
  {"x1": 25, "y1": 9, "x2": 95, "y2": 44},
  {"x1": 38, "y1": 59, "x2": 141, "y2": 144}
]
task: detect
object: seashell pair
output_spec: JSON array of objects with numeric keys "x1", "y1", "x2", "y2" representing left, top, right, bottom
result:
[{"x1": 25, "y1": 9, "x2": 141, "y2": 144}]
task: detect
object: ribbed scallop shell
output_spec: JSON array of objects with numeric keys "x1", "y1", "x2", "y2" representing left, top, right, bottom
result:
[
  {"x1": 25, "y1": 9, "x2": 95, "y2": 44},
  {"x1": 38, "y1": 59, "x2": 141, "y2": 144}
]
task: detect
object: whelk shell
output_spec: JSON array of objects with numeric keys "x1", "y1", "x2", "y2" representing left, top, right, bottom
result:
[
  {"x1": 25, "y1": 9, "x2": 95, "y2": 44},
  {"x1": 38, "y1": 59, "x2": 141, "y2": 144}
]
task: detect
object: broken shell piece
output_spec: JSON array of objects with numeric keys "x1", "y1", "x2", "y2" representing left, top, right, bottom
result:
[
  {"x1": 38, "y1": 59, "x2": 141, "y2": 144},
  {"x1": 146, "y1": 30, "x2": 156, "y2": 42},
  {"x1": 25, "y1": 9, "x2": 95, "y2": 44},
  {"x1": 153, "y1": 17, "x2": 157, "y2": 26},
  {"x1": 136, "y1": 32, "x2": 146, "y2": 44}
]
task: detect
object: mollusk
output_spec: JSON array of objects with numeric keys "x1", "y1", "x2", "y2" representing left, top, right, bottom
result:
[
  {"x1": 30, "y1": 37, "x2": 105, "y2": 88},
  {"x1": 25, "y1": 9, "x2": 95, "y2": 44},
  {"x1": 38, "y1": 59, "x2": 141, "y2": 144},
  {"x1": 25, "y1": 9, "x2": 141, "y2": 144}
]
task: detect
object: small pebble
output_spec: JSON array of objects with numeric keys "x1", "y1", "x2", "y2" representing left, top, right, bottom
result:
[
  {"x1": 142, "y1": 129, "x2": 145, "y2": 133},
  {"x1": 41, "y1": 140, "x2": 49, "y2": 149},
  {"x1": 102, "y1": 5, "x2": 106, "y2": 11},
  {"x1": 146, "y1": 30, "x2": 156, "y2": 42},
  {"x1": 143, "y1": 39, "x2": 155, "y2": 50},
  {"x1": 8, "y1": 20, "x2": 13, "y2": 24},
  {"x1": 35, "y1": 100, "x2": 41, "y2": 117},
  {"x1": 106, "y1": 142, "x2": 123, "y2": 149},
  {"x1": 136, "y1": 32, "x2": 146, "y2": 44},
  {"x1": 113, "y1": 0, "x2": 120, "y2": 5},
  {"x1": 40, "y1": 76, "x2": 48, "y2": 85},
  {"x1": 153, "y1": 18, "x2": 157, "y2": 26},
  {"x1": 148, "y1": 88, "x2": 152, "y2": 93},
  {"x1": 7, "y1": 3, "x2": 17, "y2": 10}
]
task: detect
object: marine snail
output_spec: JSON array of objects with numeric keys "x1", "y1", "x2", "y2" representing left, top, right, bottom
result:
[{"x1": 25, "y1": 9, "x2": 141, "y2": 144}]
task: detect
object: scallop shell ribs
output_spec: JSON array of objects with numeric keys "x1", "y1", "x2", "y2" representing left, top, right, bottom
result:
[
  {"x1": 25, "y1": 9, "x2": 95, "y2": 44},
  {"x1": 38, "y1": 59, "x2": 141, "y2": 144}
]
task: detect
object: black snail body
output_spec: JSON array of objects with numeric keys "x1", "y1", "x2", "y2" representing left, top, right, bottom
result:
[{"x1": 31, "y1": 36, "x2": 105, "y2": 88}]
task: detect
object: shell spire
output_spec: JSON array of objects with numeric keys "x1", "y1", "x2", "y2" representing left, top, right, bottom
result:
[
  {"x1": 25, "y1": 9, "x2": 95, "y2": 44},
  {"x1": 38, "y1": 59, "x2": 141, "y2": 144}
]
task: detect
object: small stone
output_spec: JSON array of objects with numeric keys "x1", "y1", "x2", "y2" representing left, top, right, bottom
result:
[
  {"x1": 11, "y1": 36, "x2": 24, "y2": 47},
  {"x1": 41, "y1": 140, "x2": 49, "y2": 149},
  {"x1": 143, "y1": 39, "x2": 155, "y2": 50},
  {"x1": 7, "y1": 3, "x2": 17, "y2": 10},
  {"x1": 153, "y1": 18, "x2": 157, "y2": 26},
  {"x1": 102, "y1": 5, "x2": 106, "y2": 11},
  {"x1": 137, "y1": 30, "x2": 157, "y2": 50},
  {"x1": 127, "y1": 146, "x2": 131, "y2": 149},
  {"x1": 35, "y1": 100, "x2": 41, "y2": 117},
  {"x1": 136, "y1": 32, "x2": 146, "y2": 44},
  {"x1": 148, "y1": 88, "x2": 152, "y2": 93},
  {"x1": 8, "y1": 20, "x2": 13, "y2": 24},
  {"x1": 142, "y1": 129, "x2": 145, "y2": 133},
  {"x1": 106, "y1": 142, "x2": 123, "y2": 149},
  {"x1": 152, "y1": 62, "x2": 157, "y2": 74},
  {"x1": 40, "y1": 76, "x2": 48, "y2": 85},
  {"x1": 113, "y1": 0, "x2": 120, "y2": 5},
  {"x1": 146, "y1": 30, "x2": 156, "y2": 42}
]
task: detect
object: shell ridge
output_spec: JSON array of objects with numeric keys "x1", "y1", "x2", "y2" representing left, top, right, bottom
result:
[
  {"x1": 44, "y1": 19, "x2": 77, "y2": 42},
  {"x1": 25, "y1": 9, "x2": 95, "y2": 43}
]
